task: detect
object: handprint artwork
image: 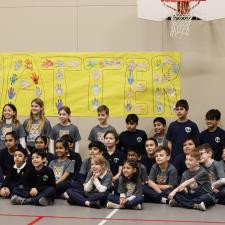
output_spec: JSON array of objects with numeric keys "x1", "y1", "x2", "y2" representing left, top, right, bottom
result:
[{"x1": 8, "y1": 87, "x2": 15, "y2": 100}]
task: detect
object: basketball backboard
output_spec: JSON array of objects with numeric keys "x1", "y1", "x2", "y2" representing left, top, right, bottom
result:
[{"x1": 138, "y1": 0, "x2": 225, "y2": 21}]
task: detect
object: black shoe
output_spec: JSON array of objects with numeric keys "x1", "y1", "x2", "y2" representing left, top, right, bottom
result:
[{"x1": 89, "y1": 200, "x2": 101, "y2": 209}]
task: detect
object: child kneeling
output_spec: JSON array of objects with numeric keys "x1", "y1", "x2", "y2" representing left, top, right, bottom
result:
[
  {"x1": 107, "y1": 160, "x2": 144, "y2": 209},
  {"x1": 11, "y1": 150, "x2": 56, "y2": 206}
]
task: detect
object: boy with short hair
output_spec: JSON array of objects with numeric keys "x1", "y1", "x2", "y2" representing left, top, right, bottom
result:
[
  {"x1": 152, "y1": 117, "x2": 168, "y2": 147},
  {"x1": 79, "y1": 141, "x2": 109, "y2": 181},
  {"x1": 0, "y1": 145, "x2": 29, "y2": 198},
  {"x1": 118, "y1": 114, "x2": 147, "y2": 156},
  {"x1": 168, "y1": 150, "x2": 215, "y2": 211},
  {"x1": 199, "y1": 109, "x2": 225, "y2": 161},
  {"x1": 127, "y1": 148, "x2": 148, "y2": 184},
  {"x1": 140, "y1": 138, "x2": 157, "y2": 175},
  {"x1": 88, "y1": 105, "x2": 117, "y2": 143},
  {"x1": 166, "y1": 99, "x2": 199, "y2": 162},
  {"x1": 198, "y1": 144, "x2": 225, "y2": 205},
  {"x1": 11, "y1": 150, "x2": 56, "y2": 206},
  {"x1": 143, "y1": 146, "x2": 177, "y2": 204}
]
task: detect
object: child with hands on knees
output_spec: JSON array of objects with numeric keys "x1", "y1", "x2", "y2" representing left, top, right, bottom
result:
[{"x1": 107, "y1": 160, "x2": 144, "y2": 209}]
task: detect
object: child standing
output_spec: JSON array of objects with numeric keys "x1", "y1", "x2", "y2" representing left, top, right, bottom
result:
[
  {"x1": 11, "y1": 150, "x2": 56, "y2": 206},
  {"x1": 200, "y1": 109, "x2": 225, "y2": 161},
  {"x1": 49, "y1": 139, "x2": 75, "y2": 197},
  {"x1": 168, "y1": 150, "x2": 215, "y2": 211},
  {"x1": 50, "y1": 106, "x2": 81, "y2": 153},
  {"x1": 152, "y1": 117, "x2": 168, "y2": 147},
  {"x1": 140, "y1": 138, "x2": 157, "y2": 175},
  {"x1": 143, "y1": 146, "x2": 178, "y2": 203},
  {"x1": 0, "y1": 132, "x2": 19, "y2": 183},
  {"x1": 198, "y1": 144, "x2": 225, "y2": 205},
  {"x1": 23, "y1": 98, "x2": 52, "y2": 153},
  {"x1": 88, "y1": 105, "x2": 117, "y2": 143},
  {"x1": 66, "y1": 155, "x2": 112, "y2": 208},
  {"x1": 0, "y1": 145, "x2": 29, "y2": 198},
  {"x1": 166, "y1": 99, "x2": 199, "y2": 162},
  {"x1": 103, "y1": 130, "x2": 125, "y2": 183},
  {"x1": 0, "y1": 104, "x2": 26, "y2": 150},
  {"x1": 107, "y1": 160, "x2": 144, "y2": 209},
  {"x1": 118, "y1": 114, "x2": 147, "y2": 156}
]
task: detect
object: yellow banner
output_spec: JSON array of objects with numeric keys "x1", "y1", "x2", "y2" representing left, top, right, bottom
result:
[{"x1": 0, "y1": 52, "x2": 180, "y2": 117}]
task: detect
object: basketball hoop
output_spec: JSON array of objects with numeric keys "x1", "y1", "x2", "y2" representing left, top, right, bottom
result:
[{"x1": 161, "y1": 0, "x2": 206, "y2": 38}]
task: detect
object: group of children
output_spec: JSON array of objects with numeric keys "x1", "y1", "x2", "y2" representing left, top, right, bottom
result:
[{"x1": 0, "y1": 98, "x2": 225, "y2": 211}]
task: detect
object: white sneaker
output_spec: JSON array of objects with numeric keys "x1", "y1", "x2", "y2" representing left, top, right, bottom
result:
[
  {"x1": 193, "y1": 202, "x2": 206, "y2": 211},
  {"x1": 106, "y1": 202, "x2": 121, "y2": 209},
  {"x1": 133, "y1": 204, "x2": 142, "y2": 210}
]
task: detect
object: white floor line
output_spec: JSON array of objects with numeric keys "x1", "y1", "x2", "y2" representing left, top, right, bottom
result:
[{"x1": 97, "y1": 209, "x2": 119, "y2": 225}]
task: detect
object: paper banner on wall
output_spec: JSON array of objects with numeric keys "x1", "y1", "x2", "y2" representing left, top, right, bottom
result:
[{"x1": 0, "y1": 52, "x2": 180, "y2": 117}]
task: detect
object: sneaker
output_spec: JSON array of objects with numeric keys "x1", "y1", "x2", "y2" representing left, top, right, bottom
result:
[
  {"x1": 133, "y1": 204, "x2": 142, "y2": 210},
  {"x1": 11, "y1": 195, "x2": 26, "y2": 205},
  {"x1": 169, "y1": 199, "x2": 178, "y2": 207},
  {"x1": 193, "y1": 202, "x2": 206, "y2": 211},
  {"x1": 106, "y1": 201, "x2": 121, "y2": 209},
  {"x1": 39, "y1": 197, "x2": 51, "y2": 206},
  {"x1": 89, "y1": 200, "x2": 101, "y2": 209}
]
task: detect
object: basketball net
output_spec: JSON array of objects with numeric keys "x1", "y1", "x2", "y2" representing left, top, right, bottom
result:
[
  {"x1": 170, "y1": 11, "x2": 192, "y2": 38},
  {"x1": 162, "y1": 1, "x2": 201, "y2": 38}
]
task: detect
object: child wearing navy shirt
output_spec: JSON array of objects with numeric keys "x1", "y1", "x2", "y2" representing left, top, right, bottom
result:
[
  {"x1": 118, "y1": 114, "x2": 147, "y2": 156},
  {"x1": 0, "y1": 131, "x2": 18, "y2": 184},
  {"x1": 140, "y1": 138, "x2": 157, "y2": 175},
  {"x1": 0, "y1": 145, "x2": 29, "y2": 198},
  {"x1": 200, "y1": 109, "x2": 225, "y2": 161},
  {"x1": 166, "y1": 99, "x2": 199, "y2": 162}
]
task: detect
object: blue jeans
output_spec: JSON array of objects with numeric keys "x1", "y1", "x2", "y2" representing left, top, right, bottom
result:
[
  {"x1": 107, "y1": 193, "x2": 144, "y2": 209},
  {"x1": 143, "y1": 184, "x2": 173, "y2": 203},
  {"x1": 66, "y1": 187, "x2": 108, "y2": 206},
  {"x1": 174, "y1": 191, "x2": 215, "y2": 209},
  {"x1": 12, "y1": 186, "x2": 56, "y2": 205}
]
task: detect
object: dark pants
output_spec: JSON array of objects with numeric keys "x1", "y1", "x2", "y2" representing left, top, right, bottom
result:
[
  {"x1": 174, "y1": 191, "x2": 215, "y2": 209},
  {"x1": 107, "y1": 193, "x2": 144, "y2": 209},
  {"x1": 66, "y1": 187, "x2": 108, "y2": 206},
  {"x1": 12, "y1": 186, "x2": 56, "y2": 205},
  {"x1": 215, "y1": 186, "x2": 225, "y2": 205},
  {"x1": 143, "y1": 184, "x2": 173, "y2": 203},
  {"x1": 56, "y1": 181, "x2": 71, "y2": 197}
]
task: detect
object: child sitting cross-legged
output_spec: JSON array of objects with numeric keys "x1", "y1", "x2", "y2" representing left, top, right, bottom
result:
[
  {"x1": 65, "y1": 155, "x2": 112, "y2": 209},
  {"x1": 143, "y1": 146, "x2": 178, "y2": 204},
  {"x1": 10, "y1": 150, "x2": 56, "y2": 206},
  {"x1": 168, "y1": 150, "x2": 215, "y2": 211},
  {"x1": 107, "y1": 160, "x2": 144, "y2": 209}
]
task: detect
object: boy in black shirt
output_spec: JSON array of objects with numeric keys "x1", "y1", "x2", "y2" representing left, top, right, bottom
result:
[
  {"x1": 11, "y1": 150, "x2": 56, "y2": 206},
  {"x1": 118, "y1": 114, "x2": 147, "y2": 156},
  {"x1": 200, "y1": 109, "x2": 225, "y2": 161},
  {"x1": 0, "y1": 145, "x2": 29, "y2": 197}
]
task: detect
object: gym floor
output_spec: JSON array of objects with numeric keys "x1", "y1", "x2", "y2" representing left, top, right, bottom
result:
[{"x1": 0, "y1": 199, "x2": 224, "y2": 225}]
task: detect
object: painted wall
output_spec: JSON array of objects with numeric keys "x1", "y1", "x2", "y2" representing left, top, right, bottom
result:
[{"x1": 0, "y1": 0, "x2": 224, "y2": 158}]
